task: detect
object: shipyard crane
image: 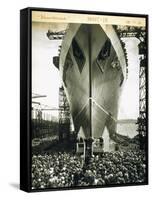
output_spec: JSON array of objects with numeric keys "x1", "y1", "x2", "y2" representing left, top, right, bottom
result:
[
  {"x1": 46, "y1": 30, "x2": 66, "y2": 40},
  {"x1": 115, "y1": 26, "x2": 147, "y2": 149},
  {"x1": 32, "y1": 93, "x2": 47, "y2": 99}
]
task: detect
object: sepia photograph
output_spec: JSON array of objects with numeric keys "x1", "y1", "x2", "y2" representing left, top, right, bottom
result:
[{"x1": 30, "y1": 10, "x2": 148, "y2": 191}]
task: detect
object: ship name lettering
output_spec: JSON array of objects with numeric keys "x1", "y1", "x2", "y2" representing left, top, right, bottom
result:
[{"x1": 87, "y1": 16, "x2": 108, "y2": 23}]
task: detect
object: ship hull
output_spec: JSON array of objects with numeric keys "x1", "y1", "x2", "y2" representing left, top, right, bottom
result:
[{"x1": 59, "y1": 24, "x2": 126, "y2": 140}]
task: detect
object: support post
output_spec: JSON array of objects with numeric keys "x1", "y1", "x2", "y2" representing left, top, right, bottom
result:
[{"x1": 84, "y1": 138, "x2": 94, "y2": 164}]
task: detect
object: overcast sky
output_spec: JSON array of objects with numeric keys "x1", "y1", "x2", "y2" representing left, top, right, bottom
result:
[
  {"x1": 32, "y1": 22, "x2": 140, "y2": 120},
  {"x1": 118, "y1": 37, "x2": 140, "y2": 119}
]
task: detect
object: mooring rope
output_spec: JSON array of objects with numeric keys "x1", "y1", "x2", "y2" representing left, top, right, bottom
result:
[{"x1": 73, "y1": 97, "x2": 116, "y2": 122}]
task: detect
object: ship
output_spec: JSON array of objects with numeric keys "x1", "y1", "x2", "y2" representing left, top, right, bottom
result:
[{"x1": 53, "y1": 23, "x2": 127, "y2": 153}]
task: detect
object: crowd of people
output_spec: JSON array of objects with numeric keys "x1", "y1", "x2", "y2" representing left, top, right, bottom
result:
[{"x1": 32, "y1": 150, "x2": 146, "y2": 189}]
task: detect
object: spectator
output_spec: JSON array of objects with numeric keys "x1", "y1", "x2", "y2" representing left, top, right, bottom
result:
[{"x1": 32, "y1": 150, "x2": 146, "y2": 189}]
